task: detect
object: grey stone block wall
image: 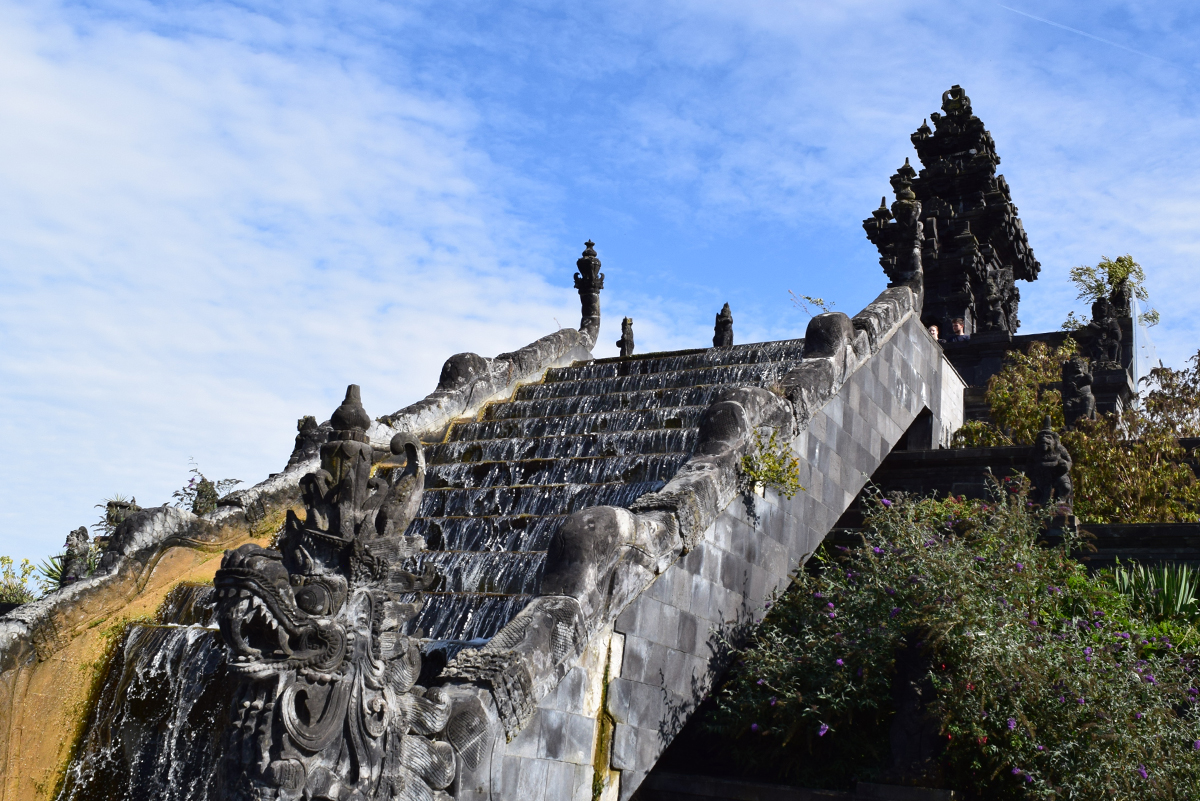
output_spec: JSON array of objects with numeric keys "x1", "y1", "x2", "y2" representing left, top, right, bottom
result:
[{"x1": 484, "y1": 315, "x2": 963, "y2": 801}]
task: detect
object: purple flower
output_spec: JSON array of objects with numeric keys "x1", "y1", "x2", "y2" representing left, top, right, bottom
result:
[
  {"x1": 886, "y1": 587, "x2": 896, "y2": 596},
  {"x1": 890, "y1": 607, "x2": 900, "y2": 618},
  {"x1": 1007, "y1": 718, "x2": 1016, "y2": 731},
  {"x1": 756, "y1": 679, "x2": 764, "y2": 685},
  {"x1": 881, "y1": 499, "x2": 892, "y2": 507},
  {"x1": 836, "y1": 659, "x2": 844, "y2": 667},
  {"x1": 827, "y1": 602, "x2": 835, "y2": 609},
  {"x1": 1138, "y1": 765, "x2": 1148, "y2": 780},
  {"x1": 769, "y1": 696, "x2": 777, "y2": 706},
  {"x1": 751, "y1": 723, "x2": 759, "y2": 732},
  {"x1": 1145, "y1": 674, "x2": 1157, "y2": 685},
  {"x1": 1012, "y1": 767, "x2": 1020, "y2": 775},
  {"x1": 1135, "y1": 713, "x2": 1143, "y2": 720},
  {"x1": 1015, "y1": 563, "x2": 1024, "y2": 572},
  {"x1": 1084, "y1": 647, "x2": 1092, "y2": 656},
  {"x1": 1037, "y1": 745, "x2": 1044, "y2": 751},
  {"x1": 1194, "y1": 740, "x2": 1200, "y2": 750},
  {"x1": 873, "y1": 546, "x2": 883, "y2": 555},
  {"x1": 818, "y1": 723, "x2": 829, "y2": 736},
  {"x1": 1077, "y1": 697, "x2": 1086, "y2": 704}
]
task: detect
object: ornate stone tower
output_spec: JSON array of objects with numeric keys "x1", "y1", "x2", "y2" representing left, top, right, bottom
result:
[{"x1": 865, "y1": 85, "x2": 1041, "y2": 336}]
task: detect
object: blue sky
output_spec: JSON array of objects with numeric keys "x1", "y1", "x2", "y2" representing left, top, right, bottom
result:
[{"x1": 2, "y1": 0, "x2": 1198, "y2": 562}]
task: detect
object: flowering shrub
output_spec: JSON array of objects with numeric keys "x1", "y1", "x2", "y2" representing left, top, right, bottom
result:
[
  {"x1": 709, "y1": 490, "x2": 1200, "y2": 798},
  {"x1": 0, "y1": 556, "x2": 36, "y2": 605},
  {"x1": 742, "y1": 429, "x2": 804, "y2": 500}
]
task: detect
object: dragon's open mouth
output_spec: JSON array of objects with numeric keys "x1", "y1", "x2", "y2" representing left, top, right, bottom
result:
[{"x1": 215, "y1": 544, "x2": 347, "y2": 677}]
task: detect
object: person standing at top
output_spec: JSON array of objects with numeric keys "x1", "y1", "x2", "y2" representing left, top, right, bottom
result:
[{"x1": 946, "y1": 318, "x2": 970, "y2": 343}]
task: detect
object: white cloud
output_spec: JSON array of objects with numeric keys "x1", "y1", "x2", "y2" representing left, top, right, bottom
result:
[
  {"x1": 4, "y1": 0, "x2": 1200, "y2": 562},
  {"x1": 0, "y1": 1, "x2": 582, "y2": 560}
]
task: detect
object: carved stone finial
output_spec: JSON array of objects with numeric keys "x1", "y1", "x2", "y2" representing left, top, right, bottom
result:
[
  {"x1": 713, "y1": 303, "x2": 733, "y2": 348},
  {"x1": 616, "y1": 317, "x2": 635, "y2": 358},
  {"x1": 1062, "y1": 354, "x2": 1096, "y2": 430},
  {"x1": 330, "y1": 384, "x2": 371, "y2": 441},
  {"x1": 574, "y1": 240, "x2": 605, "y2": 347},
  {"x1": 940, "y1": 84, "x2": 972, "y2": 117},
  {"x1": 1028, "y1": 419, "x2": 1072, "y2": 510},
  {"x1": 864, "y1": 160, "x2": 926, "y2": 295}
]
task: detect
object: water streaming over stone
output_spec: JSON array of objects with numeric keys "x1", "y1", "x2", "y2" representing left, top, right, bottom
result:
[
  {"x1": 57, "y1": 584, "x2": 227, "y2": 801},
  {"x1": 60, "y1": 338, "x2": 807, "y2": 796},
  {"x1": 406, "y1": 338, "x2": 805, "y2": 642}
]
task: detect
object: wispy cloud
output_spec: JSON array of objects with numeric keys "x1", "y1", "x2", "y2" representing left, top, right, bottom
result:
[{"x1": 3, "y1": 0, "x2": 1199, "y2": 561}]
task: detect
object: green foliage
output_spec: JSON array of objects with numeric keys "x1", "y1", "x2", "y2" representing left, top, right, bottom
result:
[
  {"x1": 36, "y1": 553, "x2": 65, "y2": 596},
  {"x1": 952, "y1": 340, "x2": 1076, "y2": 448},
  {"x1": 0, "y1": 555, "x2": 36, "y2": 605},
  {"x1": 1065, "y1": 254, "x2": 1158, "y2": 327},
  {"x1": 172, "y1": 459, "x2": 241, "y2": 516},
  {"x1": 742, "y1": 430, "x2": 805, "y2": 499},
  {"x1": 92, "y1": 493, "x2": 135, "y2": 537},
  {"x1": 1060, "y1": 311, "x2": 1088, "y2": 332},
  {"x1": 1107, "y1": 561, "x2": 1200, "y2": 625},
  {"x1": 709, "y1": 490, "x2": 1200, "y2": 798},
  {"x1": 1069, "y1": 255, "x2": 1148, "y2": 304},
  {"x1": 953, "y1": 340, "x2": 1200, "y2": 523}
]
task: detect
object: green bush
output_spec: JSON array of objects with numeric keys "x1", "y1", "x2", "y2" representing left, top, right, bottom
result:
[
  {"x1": 742, "y1": 429, "x2": 804, "y2": 500},
  {"x1": 0, "y1": 556, "x2": 36, "y2": 605},
  {"x1": 708, "y1": 489, "x2": 1200, "y2": 798}
]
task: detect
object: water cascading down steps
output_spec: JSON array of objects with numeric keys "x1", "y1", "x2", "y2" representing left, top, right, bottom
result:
[{"x1": 402, "y1": 339, "x2": 807, "y2": 644}]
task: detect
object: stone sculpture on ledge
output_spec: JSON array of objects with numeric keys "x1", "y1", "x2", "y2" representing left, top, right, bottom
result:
[
  {"x1": 1086, "y1": 297, "x2": 1123, "y2": 370},
  {"x1": 1062, "y1": 354, "x2": 1096, "y2": 430},
  {"x1": 60, "y1": 526, "x2": 90, "y2": 586},
  {"x1": 713, "y1": 303, "x2": 734, "y2": 347},
  {"x1": 1028, "y1": 416, "x2": 1073, "y2": 510},
  {"x1": 215, "y1": 384, "x2": 464, "y2": 801},
  {"x1": 617, "y1": 316, "x2": 635, "y2": 357}
]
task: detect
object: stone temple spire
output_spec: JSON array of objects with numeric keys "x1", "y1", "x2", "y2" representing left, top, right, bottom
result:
[
  {"x1": 574, "y1": 240, "x2": 604, "y2": 347},
  {"x1": 865, "y1": 85, "x2": 1041, "y2": 336}
]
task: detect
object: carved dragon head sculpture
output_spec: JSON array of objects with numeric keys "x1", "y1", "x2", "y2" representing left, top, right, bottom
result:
[{"x1": 215, "y1": 384, "x2": 459, "y2": 800}]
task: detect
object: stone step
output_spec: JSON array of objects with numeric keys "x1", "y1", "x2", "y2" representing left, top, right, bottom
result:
[
  {"x1": 484, "y1": 385, "x2": 719, "y2": 421},
  {"x1": 517, "y1": 363, "x2": 791, "y2": 400},
  {"x1": 409, "y1": 514, "x2": 565, "y2": 552},
  {"x1": 547, "y1": 339, "x2": 805, "y2": 382},
  {"x1": 426, "y1": 429, "x2": 697, "y2": 465},
  {"x1": 447, "y1": 407, "x2": 705, "y2": 442},
  {"x1": 417, "y1": 480, "x2": 661, "y2": 518},
  {"x1": 425, "y1": 453, "x2": 688, "y2": 489}
]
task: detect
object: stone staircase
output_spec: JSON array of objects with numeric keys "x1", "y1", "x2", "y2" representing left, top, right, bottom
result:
[{"x1": 402, "y1": 340, "x2": 808, "y2": 643}]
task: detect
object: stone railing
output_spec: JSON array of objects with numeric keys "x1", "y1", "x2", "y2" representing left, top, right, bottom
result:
[{"x1": 442, "y1": 286, "x2": 920, "y2": 739}]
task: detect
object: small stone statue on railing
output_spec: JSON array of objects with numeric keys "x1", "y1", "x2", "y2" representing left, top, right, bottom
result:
[
  {"x1": 1062, "y1": 354, "x2": 1096, "y2": 430},
  {"x1": 1028, "y1": 416, "x2": 1072, "y2": 510},
  {"x1": 713, "y1": 303, "x2": 733, "y2": 347},
  {"x1": 61, "y1": 526, "x2": 90, "y2": 586},
  {"x1": 617, "y1": 317, "x2": 635, "y2": 357}
]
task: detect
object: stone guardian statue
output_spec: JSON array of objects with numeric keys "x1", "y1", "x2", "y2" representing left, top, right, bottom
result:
[
  {"x1": 1027, "y1": 417, "x2": 1072, "y2": 510},
  {"x1": 1061, "y1": 354, "x2": 1095, "y2": 430},
  {"x1": 616, "y1": 317, "x2": 635, "y2": 358}
]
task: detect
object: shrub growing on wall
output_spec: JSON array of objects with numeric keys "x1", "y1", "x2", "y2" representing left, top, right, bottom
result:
[{"x1": 708, "y1": 490, "x2": 1200, "y2": 798}]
